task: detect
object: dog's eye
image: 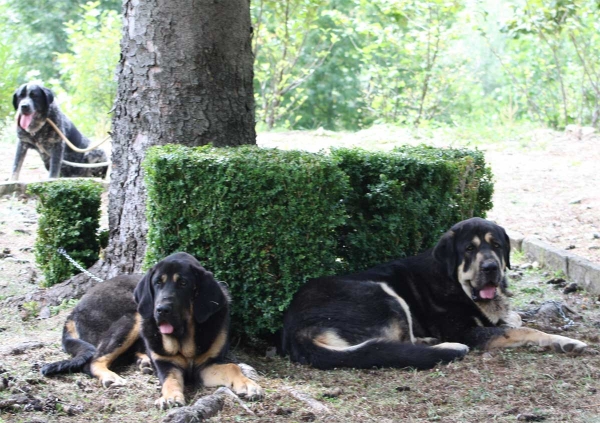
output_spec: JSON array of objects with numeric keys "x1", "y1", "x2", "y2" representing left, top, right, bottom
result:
[
  {"x1": 493, "y1": 242, "x2": 501, "y2": 248},
  {"x1": 466, "y1": 245, "x2": 475, "y2": 252},
  {"x1": 179, "y1": 280, "x2": 187, "y2": 287}
]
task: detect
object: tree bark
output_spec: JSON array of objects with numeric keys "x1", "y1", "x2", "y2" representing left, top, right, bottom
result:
[
  {"x1": 25, "y1": 0, "x2": 256, "y2": 306},
  {"x1": 104, "y1": 0, "x2": 256, "y2": 277}
]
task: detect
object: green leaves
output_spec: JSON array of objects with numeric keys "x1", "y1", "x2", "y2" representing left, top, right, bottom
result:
[
  {"x1": 28, "y1": 180, "x2": 103, "y2": 287},
  {"x1": 144, "y1": 145, "x2": 492, "y2": 339}
]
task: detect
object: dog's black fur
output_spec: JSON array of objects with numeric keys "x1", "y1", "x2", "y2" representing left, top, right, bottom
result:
[
  {"x1": 281, "y1": 218, "x2": 587, "y2": 370},
  {"x1": 42, "y1": 253, "x2": 262, "y2": 409},
  {"x1": 41, "y1": 275, "x2": 146, "y2": 383},
  {"x1": 11, "y1": 83, "x2": 108, "y2": 179}
]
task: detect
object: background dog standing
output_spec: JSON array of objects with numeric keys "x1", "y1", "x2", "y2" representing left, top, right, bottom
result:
[
  {"x1": 42, "y1": 252, "x2": 262, "y2": 409},
  {"x1": 281, "y1": 218, "x2": 587, "y2": 370},
  {"x1": 11, "y1": 83, "x2": 108, "y2": 180}
]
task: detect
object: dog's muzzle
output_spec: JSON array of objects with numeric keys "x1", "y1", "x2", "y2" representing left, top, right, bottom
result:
[
  {"x1": 472, "y1": 259, "x2": 501, "y2": 301},
  {"x1": 155, "y1": 303, "x2": 175, "y2": 334}
]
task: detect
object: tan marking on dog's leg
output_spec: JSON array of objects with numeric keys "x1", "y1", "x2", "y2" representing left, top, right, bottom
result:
[
  {"x1": 65, "y1": 320, "x2": 79, "y2": 339},
  {"x1": 314, "y1": 330, "x2": 350, "y2": 349},
  {"x1": 194, "y1": 328, "x2": 228, "y2": 366},
  {"x1": 156, "y1": 369, "x2": 185, "y2": 409},
  {"x1": 89, "y1": 314, "x2": 141, "y2": 388},
  {"x1": 378, "y1": 282, "x2": 415, "y2": 344},
  {"x1": 201, "y1": 363, "x2": 263, "y2": 400},
  {"x1": 487, "y1": 328, "x2": 587, "y2": 353},
  {"x1": 313, "y1": 330, "x2": 374, "y2": 352}
]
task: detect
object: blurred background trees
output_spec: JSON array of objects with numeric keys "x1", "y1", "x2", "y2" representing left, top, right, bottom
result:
[{"x1": 1, "y1": 0, "x2": 599, "y2": 135}]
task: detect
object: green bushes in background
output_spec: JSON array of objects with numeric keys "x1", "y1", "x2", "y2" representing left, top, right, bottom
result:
[
  {"x1": 144, "y1": 145, "x2": 493, "y2": 338},
  {"x1": 28, "y1": 180, "x2": 103, "y2": 287},
  {"x1": 144, "y1": 145, "x2": 350, "y2": 338}
]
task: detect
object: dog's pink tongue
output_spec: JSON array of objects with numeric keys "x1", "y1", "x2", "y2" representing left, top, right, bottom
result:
[
  {"x1": 479, "y1": 286, "x2": 496, "y2": 299},
  {"x1": 19, "y1": 114, "x2": 33, "y2": 130},
  {"x1": 159, "y1": 323, "x2": 174, "y2": 334}
]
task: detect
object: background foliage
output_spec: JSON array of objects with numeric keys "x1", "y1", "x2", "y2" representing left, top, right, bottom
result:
[{"x1": 1, "y1": 0, "x2": 600, "y2": 132}]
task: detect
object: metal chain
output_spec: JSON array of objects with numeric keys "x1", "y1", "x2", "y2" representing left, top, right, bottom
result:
[
  {"x1": 553, "y1": 300, "x2": 576, "y2": 329},
  {"x1": 57, "y1": 247, "x2": 104, "y2": 283},
  {"x1": 520, "y1": 299, "x2": 575, "y2": 329}
]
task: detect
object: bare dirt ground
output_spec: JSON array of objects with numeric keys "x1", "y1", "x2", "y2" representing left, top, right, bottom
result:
[{"x1": 0, "y1": 126, "x2": 599, "y2": 422}]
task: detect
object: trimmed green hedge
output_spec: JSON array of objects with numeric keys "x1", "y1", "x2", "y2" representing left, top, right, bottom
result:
[
  {"x1": 334, "y1": 145, "x2": 493, "y2": 272},
  {"x1": 144, "y1": 145, "x2": 350, "y2": 338},
  {"x1": 28, "y1": 180, "x2": 103, "y2": 287},
  {"x1": 144, "y1": 144, "x2": 493, "y2": 337}
]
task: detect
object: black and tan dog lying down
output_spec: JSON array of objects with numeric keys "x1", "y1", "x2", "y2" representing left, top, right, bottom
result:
[
  {"x1": 281, "y1": 218, "x2": 587, "y2": 370},
  {"x1": 42, "y1": 252, "x2": 262, "y2": 408}
]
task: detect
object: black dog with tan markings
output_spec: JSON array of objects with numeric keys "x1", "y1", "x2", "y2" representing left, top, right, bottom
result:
[
  {"x1": 41, "y1": 275, "x2": 147, "y2": 386},
  {"x1": 42, "y1": 252, "x2": 262, "y2": 408},
  {"x1": 134, "y1": 252, "x2": 262, "y2": 408},
  {"x1": 281, "y1": 218, "x2": 587, "y2": 370}
]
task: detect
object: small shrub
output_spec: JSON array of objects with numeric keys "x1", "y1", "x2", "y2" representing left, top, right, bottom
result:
[
  {"x1": 332, "y1": 145, "x2": 493, "y2": 272},
  {"x1": 28, "y1": 179, "x2": 103, "y2": 287},
  {"x1": 144, "y1": 145, "x2": 350, "y2": 338},
  {"x1": 144, "y1": 144, "x2": 493, "y2": 338}
]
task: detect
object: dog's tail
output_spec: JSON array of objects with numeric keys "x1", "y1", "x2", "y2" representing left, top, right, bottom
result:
[
  {"x1": 288, "y1": 336, "x2": 468, "y2": 370},
  {"x1": 41, "y1": 319, "x2": 96, "y2": 376}
]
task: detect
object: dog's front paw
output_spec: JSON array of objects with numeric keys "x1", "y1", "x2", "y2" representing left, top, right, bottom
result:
[
  {"x1": 137, "y1": 354, "x2": 154, "y2": 375},
  {"x1": 232, "y1": 376, "x2": 264, "y2": 401},
  {"x1": 551, "y1": 335, "x2": 587, "y2": 354},
  {"x1": 155, "y1": 392, "x2": 185, "y2": 410},
  {"x1": 100, "y1": 372, "x2": 127, "y2": 389}
]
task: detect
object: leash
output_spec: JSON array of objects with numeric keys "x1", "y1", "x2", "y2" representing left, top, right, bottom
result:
[
  {"x1": 14, "y1": 112, "x2": 111, "y2": 168},
  {"x1": 45, "y1": 118, "x2": 110, "y2": 154},
  {"x1": 57, "y1": 247, "x2": 105, "y2": 282}
]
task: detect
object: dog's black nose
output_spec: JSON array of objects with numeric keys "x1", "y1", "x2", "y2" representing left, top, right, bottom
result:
[
  {"x1": 156, "y1": 304, "x2": 172, "y2": 316},
  {"x1": 481, "y1": 260, "x2": 499, "y2": 273},
  {"x1": 20, "y1": 104, "x2": 31, "y2": 113}
]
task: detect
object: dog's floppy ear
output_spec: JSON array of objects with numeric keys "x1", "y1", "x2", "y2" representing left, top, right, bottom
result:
[
  {"x1": 134, "y1": 268, "x2": 155, "y2": 319},
  {"x1": 42, "y1": 87, "x2": 54, "y2": 106},
  {"x1": 502, "y1": 228, "x2": 511, "y2": 270},
  {"x1": 432, "y1": 230, "x2": 457, "y2": 280},
  {"x1": 12, "y1": 85, "x2": 25, "y2": 110},
  {"x1": 192, "y1": 264, "x2": 226, "y2": 324}
]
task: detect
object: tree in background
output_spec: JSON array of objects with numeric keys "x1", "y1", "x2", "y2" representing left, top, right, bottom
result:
[
  {"x1": 55, "y1": 2, "x2": 120, "y2": 137},
  {"x1": 5, "y1": 0, "x2": 120, "y2": 80},
  {"x1": 103, "y1": 0, "x2": 256, "y2": 277},
  {"x1": 252, "y1": 0, "x2": 337, "y2": 129},
  {"x1": 0, "y1": 3, "x2": 21, "y2": 120},
  {"x1": 479, "y1": 0, "x2": 600, "y2": 128}
]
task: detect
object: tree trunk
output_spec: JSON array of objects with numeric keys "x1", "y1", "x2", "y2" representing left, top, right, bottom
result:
[
  {"x1": 104, "y1": 0, "x2": 256, "y2": 277},
  {"x1": 27, "y1": 0, "x2": 256, "y2": 306}
]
